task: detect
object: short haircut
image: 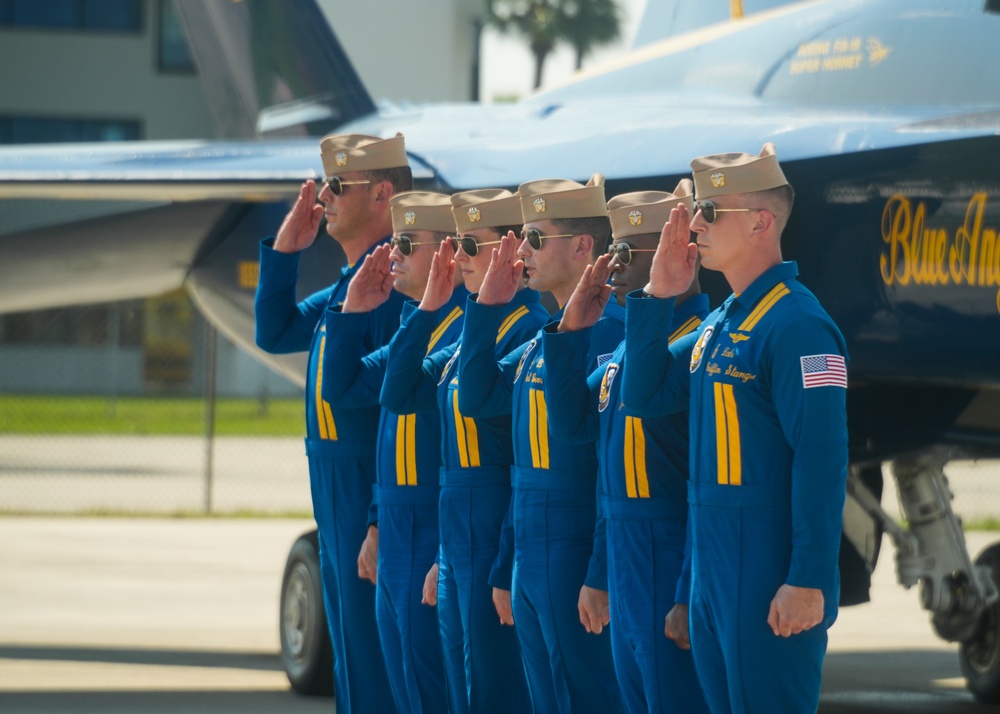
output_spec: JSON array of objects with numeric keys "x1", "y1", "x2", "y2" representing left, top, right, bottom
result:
[
  {"x1": 748, "y1": 184, "x2": 795, "y2": 233},
  {"x1": 553, "y1": 215, "x2": 612, "y2": 259},
  {"x1": 364, "y1": 166, "x2": 413, "y2": 195}
]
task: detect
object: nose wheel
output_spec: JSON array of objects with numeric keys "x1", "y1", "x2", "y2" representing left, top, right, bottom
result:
[{"x1": 959, "y1": 543, "x2": 1000, "y2": 704}]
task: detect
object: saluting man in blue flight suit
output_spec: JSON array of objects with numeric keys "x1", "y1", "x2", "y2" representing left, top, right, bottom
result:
[
  {"x1": 255, "y1": 133, "x2": 409, "y2": 714},
  {"x1": 458, "y1": 176, "x2": 623, "y2": 714},
  {"x1": 380, "y1": 189, "x2": 543, "y2": 714},
  {"x1": 320, "y1": 191, "x2": 465, "y2": 714},
  {"x1": 542, "y1": 183, "x2": 711, "y2": 714},
  {"x1": 622, "y1": 144, "x2": 849, "y2": 714}
]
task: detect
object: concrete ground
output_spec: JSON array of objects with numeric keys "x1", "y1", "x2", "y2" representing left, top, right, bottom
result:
[{"x1": 0, "y1": 518, "x2": 998, "y2": 713}]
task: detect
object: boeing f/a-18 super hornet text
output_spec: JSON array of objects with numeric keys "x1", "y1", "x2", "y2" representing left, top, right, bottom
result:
[{"x1": 2, "y1": 0, "x2": 1000, "y2": 702}]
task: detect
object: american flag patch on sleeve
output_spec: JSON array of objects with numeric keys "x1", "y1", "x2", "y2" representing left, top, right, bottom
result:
[{"x1": 800, "y1": 354, "x2": 847, "y2": 388}]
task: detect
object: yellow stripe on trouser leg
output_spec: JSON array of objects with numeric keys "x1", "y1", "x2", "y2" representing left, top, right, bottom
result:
[
  {"x1": 722, "y1": 384, "x2": 741, "y2": 485},
  {"x1": 315, "y1": 335, "x2": 337, "y2": 440},
  {"x1": 396, "y1": 414, "x2": 407, "y2": 485},
  {"x1": 453, "y1": 391, "x2": 470, "y2": 468},
  {"x1": 624, "y1": 416, "x2": 638, "y2": 498},
  {"x1": 463, "y1": 416, "x2": 481, "y2": 467},
  {"x1": 406, "y1": 414, "x2": 418, "y2": 485},
  {"x1": 633, "y1": 417, "x2": 650, "y2": 497},
  {"x1": 713, "y1": 383, "x2": 741, "y2": 485}
]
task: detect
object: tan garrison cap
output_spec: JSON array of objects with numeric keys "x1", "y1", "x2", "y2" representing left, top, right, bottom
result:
[
  {"x1": 518, "y1": 173, "x2": 608, "y2": 223},
  {"x1": 451, "y1": 189, "x2": 522, "y2": 233},
  {"x1": 608, "y1": 179, "x2": 694, "y2": 240},
  {"x1": 390, "y1": 191, "x2": 456, "y2": 234},
  {"x1": 691, "y1": 143, "x2": 788, "y2": 200},
  {"x1": 320, "y1": 132, "x2": 408, "y2": 177}
]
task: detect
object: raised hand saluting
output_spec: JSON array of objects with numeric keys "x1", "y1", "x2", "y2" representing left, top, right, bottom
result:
[
  {"x1": 342, "y1": 243, "x2": 394, "y2": 313},
  {"x1": 558, "y1": 253, "x2": 613, "y2": 333},
  {"x1": 476, "y1": 231, "x2": 523, "y2": 306},
  {"x1": 644, "y1": 203, "x2": 698, "y2": 299},
  {"x1": 273, "y1": 180, "x2": 325, "y2": 254},
  {"x1": 418, "y1": 238, "x2": 457, "y2": 312}
]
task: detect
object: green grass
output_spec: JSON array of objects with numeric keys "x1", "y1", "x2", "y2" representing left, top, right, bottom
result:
[{"x1": 0, "y1": 395, "x2": 305, "y2": 436}]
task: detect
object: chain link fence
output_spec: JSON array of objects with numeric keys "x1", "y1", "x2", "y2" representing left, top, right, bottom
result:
[
  {"x1": 0, "y1": 295, "x2": 312, "y2": 516},
  {"x1": 0, "y1": 295, "x2": 997, "y2": 523}
]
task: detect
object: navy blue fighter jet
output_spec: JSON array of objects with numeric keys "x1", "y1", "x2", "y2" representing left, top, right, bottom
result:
[{"x1": 1, "y1": 0, "x2": 999, "y2": 702}]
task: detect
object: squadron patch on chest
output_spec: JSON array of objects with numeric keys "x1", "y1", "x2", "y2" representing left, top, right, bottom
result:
[
  {"x1": 514, "y1": 340, "x2": 537, "y2": 383},
  {"x1": 598, "y1": 362, "x2": 619, "y2": 412},
  {"x1": 690, "y1": 326, "x2": 714, "y2": 373},
  {"x1": 439, "y1": 346, "x2": 461, "y2": 386}
]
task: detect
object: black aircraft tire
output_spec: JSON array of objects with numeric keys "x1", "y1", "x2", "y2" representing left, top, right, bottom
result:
[
  {"x1": 279, "y1": 530, "x2": 335, "y2": 697},
  {"x1": 959, "y1": 542, "x2": 1000, "y2": 704}
]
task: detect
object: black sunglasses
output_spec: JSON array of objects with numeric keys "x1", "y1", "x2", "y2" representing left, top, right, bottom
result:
[
  {"x1": 607, "y1": 242, "x2": 656, "y2": 265},
  {"x1": 448, "y1": 235, "x2": 503, "y2": 258},
  {"x1": 322, "y1": 176, "x2": 371, "y2": 196},
  {"x1": 519, "y1": 228, "x2": 576, "y2": 250},
  {"x1": 390, "y1": 234, "x2": 438, "y2": 256},
  {"x1": 694, "y1": 200, "x2": 757, "y2": 224}
]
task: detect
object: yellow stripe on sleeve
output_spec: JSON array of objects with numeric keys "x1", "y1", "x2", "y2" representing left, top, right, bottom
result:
[
  {"x1": 497, "y1": 305, "x2": 529, "y2": 344},
  {"x1": 668, "y1": 316, "x2": 702, "y2": 344},
  {"x1": 738, "y1": 284, "x2": 789, "y2": 332},
  {"x1": 427, "y1": 306, "x2": 463, "y2": 355}
]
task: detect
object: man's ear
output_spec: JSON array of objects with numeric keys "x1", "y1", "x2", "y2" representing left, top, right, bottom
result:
[
  {"x1": 574, "y1": 233, "x2": 595, "y2": 260},
  {"x1": 373, "y1": 180, "x2": 394, "y2": 204},
  {"x1": 752, "y1": 208, "x2": 775, "y2": 235}
]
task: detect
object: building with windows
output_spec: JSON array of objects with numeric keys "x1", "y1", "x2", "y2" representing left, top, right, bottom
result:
[{"x1": 0, "y1": 0, "x2": 480, "y2": 398}]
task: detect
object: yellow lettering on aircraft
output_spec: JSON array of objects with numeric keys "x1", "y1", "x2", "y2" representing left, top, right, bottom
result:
[
  {"x1": 880, "y1": 193, "x2": 1000, "y2": 315},
  {"x1": 790, "y1": 36, "x2": 888, "y2": 75}
]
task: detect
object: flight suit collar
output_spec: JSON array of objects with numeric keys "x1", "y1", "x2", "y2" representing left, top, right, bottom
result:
[{"x1": 731, "y1": 260, "x2": 798, "y2": 311}]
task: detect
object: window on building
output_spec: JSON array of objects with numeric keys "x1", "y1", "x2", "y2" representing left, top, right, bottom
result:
[
  {"x1": 158, "y1": 0, "x2": 195, "y2": 72},
  {"x1": 0, "y1": 116, "x2": 141, "y2": 144},
  {"x1": 0, "y1": 0, "x2": 142, "y2": 32}
]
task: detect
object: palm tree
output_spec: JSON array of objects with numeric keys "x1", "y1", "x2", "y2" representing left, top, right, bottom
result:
[
  {"x1": 561, "y1": 0, "x2": 622, "y2": 71},
  {"x1": 487, "y1": 0, "x2": 566, "y2": 90},
  {"x1": 486, "y1": 0, "x2": 623, "y2": 89}
]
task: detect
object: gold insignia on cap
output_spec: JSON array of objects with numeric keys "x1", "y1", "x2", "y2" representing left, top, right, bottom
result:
[
  {"x1": 628, "y1": 210, "x2": 643, "y2": 226},
  {"x1": 467, "y1": 207, "x2": 481, "y2": 223},
  {"x1": 335, "y1": 152, "x2": 348, "y2": 167},
  {"x1": 533, "y1": 197, "x2": 547, "y2": 213},
  {"x1": 404, "y1": 211, "x2": 416, "y2": 225},
  {"x1": 710, "y1": 172, "x2": 726, "y2": 188}
]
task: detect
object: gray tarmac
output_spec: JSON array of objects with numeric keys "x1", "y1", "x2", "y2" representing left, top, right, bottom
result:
[{"x1": 0, "y1": 517, "x2": 998, "y2": 713}]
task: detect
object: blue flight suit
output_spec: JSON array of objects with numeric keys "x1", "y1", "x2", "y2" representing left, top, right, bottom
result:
[
  {"x1": 459, "y1": 299, "x2": 625, "y2": 714},
  {"x1": 255, "y1": 236, "x2": 404, "y2": 714},
  {"x1": 322, "y1": 288, "x2": 469, "y2": 714},
  {"x1": 542, "y1": 294, "x2": 711, "y2": 714},
  {"x1": 622, "y1": 262, "x2": 848, "y2": 714},
  {"x1": 380, "y1": 288, "x2": 547, "y2": 714}
]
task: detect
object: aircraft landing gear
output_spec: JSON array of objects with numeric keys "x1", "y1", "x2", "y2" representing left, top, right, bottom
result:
[
  {"x1": 279, "y1": 529, "x2": 335, "y2": 696},
  {"x1": 845, "y1": 447, "x2": 1000, "y2": 702},
  {"x1": 959, "y1": 543, "x2": 1000, "y2": 704}
]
